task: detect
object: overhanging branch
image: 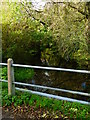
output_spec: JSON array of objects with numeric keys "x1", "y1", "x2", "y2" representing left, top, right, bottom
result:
[
  {"x1": 20, "y1": 2, "x2": 46, "y2": 26},
  {"x1": 68, "y1": 3, "x2": 89, "y2": 19}
]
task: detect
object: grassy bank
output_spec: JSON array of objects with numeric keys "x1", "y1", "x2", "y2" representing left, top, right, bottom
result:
[
  {"x1": 1, "y1": 82, "x2": 90, "y2": 119},
  {"x1": 1, "y1": 67, "x2": 90, "y2": 119}
]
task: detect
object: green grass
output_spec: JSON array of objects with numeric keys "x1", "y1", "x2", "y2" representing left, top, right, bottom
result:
[
  {"x1": 0, "y1": 67, "x2": 34, "y2": 82},
  {"x1": 1, "y1": 67, "x2": 90, "y2": 119},
  {"x1": 1, "y1": 82, "x2": 90, "y2": 119}
]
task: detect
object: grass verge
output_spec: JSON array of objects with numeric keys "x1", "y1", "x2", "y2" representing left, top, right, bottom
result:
[{"x1": 1, "y1": 82, "x2": 90, "y2": 119}]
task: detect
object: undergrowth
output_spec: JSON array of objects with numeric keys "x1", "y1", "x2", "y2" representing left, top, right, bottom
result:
[
  {"x1": 0, "y1": 67, "x2": 34, "y2": 82},
  {"x1": 1, "y1": 82, "x2": 90, "y2": 119},
  {"x1": 1, "y1": 67, "x2": 90, "y2": 119}
]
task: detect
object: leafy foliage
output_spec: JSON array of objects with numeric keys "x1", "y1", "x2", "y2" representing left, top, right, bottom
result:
[
  {"x1": 2, "y1": 84, "x2": 90, "y2": 119},
  {"x1": 40, "y1": 2, "x2": 89, "y2": 66},
  {"x1": 2, "y1": 2, "x2": 53, "y2": 65},
  {"x1": 14, "y1": 67, "x2": 34, "y2": 82},
  {"x1": 1, "y1": 1, "x2": 90, "y2": 67},
  {"x1": 0, "y1": 67, "x2": 7, "y2": 80},
  {"x1": 0, "y1": 67, "x2": 34, "y2": 82}
]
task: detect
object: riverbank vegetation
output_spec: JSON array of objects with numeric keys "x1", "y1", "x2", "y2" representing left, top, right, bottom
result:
[
  {"x1": 1, "y1": 1, "x2": 90, "y2": 119},
  {"x1": 2, "y1": 82, "x2": 90, "y2": 119},
  {"x1": 1, "y1": 1, "x2": 90, "y2": 68},
  {"x1": 1, "y1": 67, "x2": 34, "y2": 82},
  {"x1": 1, "y1": 67, "x2": 90, "y2": 119}
]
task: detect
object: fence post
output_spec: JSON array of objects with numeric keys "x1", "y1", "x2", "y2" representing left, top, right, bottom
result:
[{"x1": 7, "y1": 58, "x2": 15, "y2": 96}]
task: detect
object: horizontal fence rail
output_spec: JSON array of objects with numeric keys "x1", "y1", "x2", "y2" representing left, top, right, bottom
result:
[
  {"x1": 15, "y1": 87, "x2": 90, "y2": 105},
  {"x1": 0, "y1": 63, "x2": 90, "y2": 74},
  {"x1": 0, "y1": 63, "x2": 7, "y2": 66},
  {"x1": 0, "y1": 79, "x2": 8, "y2": 83},
  {"x1": 13, "y1": 81, "x2": 90, "y2": 97},
  {"x1": 12, "y1": 64, "x2": 90, "y2": 74},
  {"x1": 0, "y1": 59, "x2": 90, "y2": 105},
  {"x1": 0, "y1": 79, "x2": 90, "y2": 97}
]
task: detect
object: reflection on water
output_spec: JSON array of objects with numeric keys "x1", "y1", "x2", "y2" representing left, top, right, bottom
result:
[
  {"x1": 30, "y1": 69, "x2": 90, "y2": 101},
  {"x1": 33, "y1": 70, "x2": 89, "y2": 92},
  {"x1": 17, "y1": 62, "x2": 90, "y2": 102}
]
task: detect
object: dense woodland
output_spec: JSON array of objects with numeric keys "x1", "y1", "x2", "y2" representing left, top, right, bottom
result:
[{"x1": 1, "y1": 1, "x2": 90, "y2": 68}]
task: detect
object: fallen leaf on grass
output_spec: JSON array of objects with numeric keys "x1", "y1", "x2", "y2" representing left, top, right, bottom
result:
[
  {"x1": 54, "y1": 115, "x2": 59, "y2": 118},
  {"x1": 5, "y1": 108, "x2": 9, "y2": 112},
  {"x1": 42, "y1": 113, "x2": 46, "y2": 117},
  {"x1": 64, "y1": 116, "x2": 68, "y2": 119}
]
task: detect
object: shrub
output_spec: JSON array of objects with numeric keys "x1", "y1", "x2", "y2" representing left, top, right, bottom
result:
[
  {"x1": 0, "y1": 67, "x2": 7, "y2": 80},
  {"x1": 14, "y1": 67, "x2": 34, "y2": 82},
  {"x1": 1, "y1": 67, "x2": 34, "y2": 82}
]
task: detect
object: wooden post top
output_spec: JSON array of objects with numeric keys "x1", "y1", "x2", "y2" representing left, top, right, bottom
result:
[{"x1": 7, "y1": 58, "x2": 13, "y2": 63}]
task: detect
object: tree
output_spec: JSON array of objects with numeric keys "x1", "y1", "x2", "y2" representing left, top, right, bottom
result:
[
  {"x1": 39, "y1": 2, "x2": 89, "y2": 67},
  {"x1": 1, "y1": 1, "x2": 90, "y2": 67},
  {"x1": 2, "y1": 1, "x2": 53, "y2": 65}
]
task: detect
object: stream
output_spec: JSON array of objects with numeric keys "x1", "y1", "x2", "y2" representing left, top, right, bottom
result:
[{"x1": 16, "y1": 60, "x2": 90, "y2": 102}]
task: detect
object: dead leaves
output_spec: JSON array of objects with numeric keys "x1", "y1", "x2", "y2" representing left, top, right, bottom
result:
[{"x1": 3, "y1": 105, "x2": 65, "y2": 119}]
